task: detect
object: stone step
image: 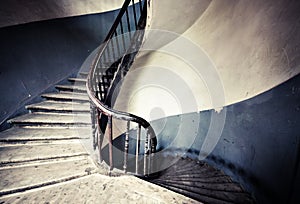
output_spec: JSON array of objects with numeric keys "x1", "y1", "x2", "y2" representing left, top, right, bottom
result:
[
  {"x1": 26, "y1": 101, "x2": 90, "y2": 113},
  {"x1": 152, "y1": 179, "x2": 244, "y2": 193},
  {"x1": 155, "y1": 180, "x2": 253, "y2": 204},
  {"x1": 41, "y1": 92, "x2": 89, "y2": 102},
  {"x1": 68, "y1": 78, "x2": 87, "y2": 83},
  {"x1": 7, "y1": 112, "x2": 91, "y2": 126},
  {"x1": 0, "y1": 142, "x2": 88, "y2": 164},
  {"x1": 152, "y1": 175, "x2": 232, "y2": 184},
  {"x1": 0, "y1": 127, "x2": 91, "y2": 142},
  {"x1": 0, "y1": 157, "x2": 96, "y2": 196},
  {"x1": 0, "y1": 174, "x2": 198, "y2": 204},
  {"x1": 156, "y1": 183, "x2": 233, "y2": 204},
  {"x1": 160, "y1": 169, "x2": 225, "y2": 179},
  {"x1": 55, "y1": 84, "x2": 86, "y2": 93},
  {"x1": 79, "y1": 72, "x2": 89, "y2": 77}
]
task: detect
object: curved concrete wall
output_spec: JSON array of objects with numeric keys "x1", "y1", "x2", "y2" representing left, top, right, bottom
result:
[
  {"x1": 111, "y1": 0, "x2": 300, "y2": 203},
  {"x1": 150, "y1": 74, "x2": 300, "y2": 203},
  {"x1": 0, "y1": 0, "x2": 124, "y2": 28},
  {"x1": 115, "y1": 0, "x2": 300, "y2": 118}
]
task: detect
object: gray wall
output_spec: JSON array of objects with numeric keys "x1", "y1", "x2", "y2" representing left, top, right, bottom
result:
[
  {"x1": 152, "y1": 74, "x2": 300, "y2": 204},
  {"x1": 0, "y1": 11, "x2": 118, "y2": 130}
]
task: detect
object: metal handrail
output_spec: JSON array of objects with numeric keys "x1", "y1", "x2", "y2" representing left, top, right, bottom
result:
[{"x1": 86, "y1": 0, "x2": 157, "y2": 176}]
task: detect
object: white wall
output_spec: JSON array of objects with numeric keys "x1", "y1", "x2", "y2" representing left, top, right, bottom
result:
[
  {"x1": 114, "y1": 0, "x2": 300, "y2": 122},
  {"x1": 0, "y1": 0, "x2": 124, "y2": 28}
]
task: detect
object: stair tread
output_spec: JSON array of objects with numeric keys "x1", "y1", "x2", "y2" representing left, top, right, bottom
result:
[
  {"x1": 147, "y1": 156, "x2": 255, "y2": 203},
  {"x1": 55, "y1": 84, "x2": 86, "y2": 92},
  {"x1": 7, "y1": 112, "x2": 91, "y2": 125},
  {"x1": 79, "y1": 72, "x2": 89, "y2": 76},
  {"x1": 0, "y1": 127, "x2": 91, "y2": 141},
  {"x1": 0, "y1": 158, "x2": 95, "y2": 196},
  {"x1": 0, "y1": 143, "x2": 88, "y2": 164},
  {"x1": 160, "y1": 170, "x2": 225, "y2": 179},
  {"x1": 42, "y1": 92, "x2": 89, "y2": 101},
  {"x1": 157, "y1": 183, "x2": 233, "y2": 204},
  {"x1": 153, "y1": 178, "x2": 244, "y2": 193},
  {"x1": 152, "y1": 175, "x2": 232, "y2": 184},
  {"x1": 156, "y1": 180, "x2": 253, "y2": 204},
  {"x1": 68, "y1": 78, "x2": 87, "y2": 83},
  {"x1": 26, "y1": 101, "x2": 90, "y2": 112}
]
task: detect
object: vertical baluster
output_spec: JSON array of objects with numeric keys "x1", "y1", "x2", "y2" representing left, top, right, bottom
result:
[
  {"x1": 106, "y1": 41, "x2": 112, "y2": 65},
  {"x1": 147, "y1": 131, "x2": 151, "y2": 175},
  {"x1": 125, "y1": 8, "x2": 132, "y2": 41},
  {"x1": 103, "y1": 47, "x2": 107, "y2": 65},
  {"x1": 107, "y1": 116, "x2": 114, "y2": 171},
  {"x1": 136, "y1": 124, "x2": 141, "y2": 174},
  {"x1": 96, "y1": 110, "x2": 103, "y2": 162},
  {"x1": 123, "y1": 121, "x2": 130, "y2": 173},
  {"x1": 144, "y1": 129, "x2": 149, "y2": 176},
  {"x1": 110, "y1": 37, "x2": 117, "y2": 62},
  {"x1": 114, "y1": 31, "x2": 121, "y2": 58},
  {"x1": 96, "y1": 60, "x2": 102, "y2": 99},
  {"x1": 90, "y1": 104, "x2": 97, "y2": 149},
  {"x1": 131, "y1": 0, "x2": 138, "y2": 29},
  {"x1": 120, "y1": 19, "x2": 126, "y2": 53},
  {"x1": 125, "y1": 9, "x2": 131, "y2": 33},
  {"x1": 139, "y1": 0, "x2": 143, "y2": 14}
]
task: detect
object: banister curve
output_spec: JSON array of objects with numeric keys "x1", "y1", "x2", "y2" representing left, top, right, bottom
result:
[{"x1": 86, "y1": 0, "x2": 157, "y2": 176}]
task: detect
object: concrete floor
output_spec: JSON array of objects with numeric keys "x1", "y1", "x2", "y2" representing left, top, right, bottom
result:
[{"x1": 0, "y1": 75, "x2": 199, "y2": 204}]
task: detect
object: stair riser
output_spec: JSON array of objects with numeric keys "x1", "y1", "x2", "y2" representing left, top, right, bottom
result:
[
  {"x1": 9, "y1": 123, "x2": 91, "y2": 127},
  {"x1": 156, "y1": 183, "x2": 234, "y2": 204},
  {"x1": 56, "y1": 87, "x2": 87, "y2": 93},
  {"x1": 156, "y1": 181, "x2": 252, "y2": 204},
  {"x1": 27, "y1": 108, "x2": 90, "y2": 114},
  {"x1": 41, "y1": 96, "x2": 89, "y2": 102}
]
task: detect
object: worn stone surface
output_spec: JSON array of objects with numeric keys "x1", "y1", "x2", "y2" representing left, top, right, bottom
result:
[
  {"x1": 7, "y1": 112, "x2": 91, "y2": 126},
  {"x1": 0, "y1": 143, "x2": 88, "y2": 164},
  {"x1": 68, "y1": 78, "x2": 87, "y2": 83},
  {"x1": 0, "y1": 174, "x2": 200, "y2": 203},
  {"x1": 0, "y1": 127, "x2": 91, "y2": 141},
  {"x1": 55, "y1": 84, "x2": 87, "y2": 92},
  {"x1": 0, "y1": 157, "x2": 96, "y2": 196},
  {"x1": 26, "y1": 101, "x2": 90, "y2": 112},
  {"x1": 42, "y1": 92, "x2": 89, "y2": 102},
  {"x1": 0, "y1": 74, "x2": 201, "y2": 203}
]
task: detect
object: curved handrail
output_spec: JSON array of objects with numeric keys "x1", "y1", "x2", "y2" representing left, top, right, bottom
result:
[{"x1": 86, "y1": 0, "x2": 157, "y2": 176}]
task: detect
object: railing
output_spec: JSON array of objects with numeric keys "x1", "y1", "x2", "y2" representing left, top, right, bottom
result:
[{"x1": 86, "y1": 0, "x2": 157, "y2": 176}]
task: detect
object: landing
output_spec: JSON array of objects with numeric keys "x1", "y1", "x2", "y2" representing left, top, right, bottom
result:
[{"x1": 0, "y1": 174, "x2": 198, "y2": 203}]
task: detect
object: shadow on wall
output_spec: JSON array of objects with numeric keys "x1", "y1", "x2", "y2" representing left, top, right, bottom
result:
[
  {"x1": 0, "y1": 10, "x2": 119, "y2": 130},
  {"x1": 148, "y1": 74, "x2": 300, "y2": 204}
]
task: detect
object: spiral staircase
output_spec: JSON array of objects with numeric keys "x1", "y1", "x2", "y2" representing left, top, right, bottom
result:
[{"x1": 0, "y1": 0, "x2": 256, "y2": 203}]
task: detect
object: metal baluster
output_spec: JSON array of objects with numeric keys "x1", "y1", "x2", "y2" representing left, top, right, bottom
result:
[
  {"x1": 144, "y1": 129, "x2": 149, "y2": 176},
  {"x1": 107, "y1": 116, "x2": 114, "y2": 171},
  {"x1": 90, "y1": 104, "x2": 97, "y2": 150},
  {"x1": 110, "y1": 37, "x2": 117, "y2": 62},
  {"x1": 125, "y1": 8, "x2": 132, "y2": 42},
  {"x1": 139, "y1": 0, "x2": 143, "y2": 13},
  {"x1": 131, "y1": 0, "x2": 138, "y2": 29},
  {"x1": 96, "y1": 110, "x2": 103, "y2": 162},
  {"x1": 147, "y1": 131, "x2": 151, "y2": 175},
  {"x1": 114, "y1": 31, "x2": 121, "y2": 58},
  {"x1": 125, "y1": 9, "x2": 131, "y2": 33},
  {"x1": 120, "y1": 19, "x2": 126, "y2": 53},
  {"x1": 103, "y1": 47, "x2": 107, "y2": 65},
  {"x1": 123, "y1": 121, "x2": 130, "y2": 173},
  {"x1": 106, "y1": 42, "x2": 112, "y2": 65},
  {"x1": 95, "y1": 61, "x2": 102, "y2": 99},
  {"x1": 136, "y1": 124, "x2": 141, "y2": 174}
]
